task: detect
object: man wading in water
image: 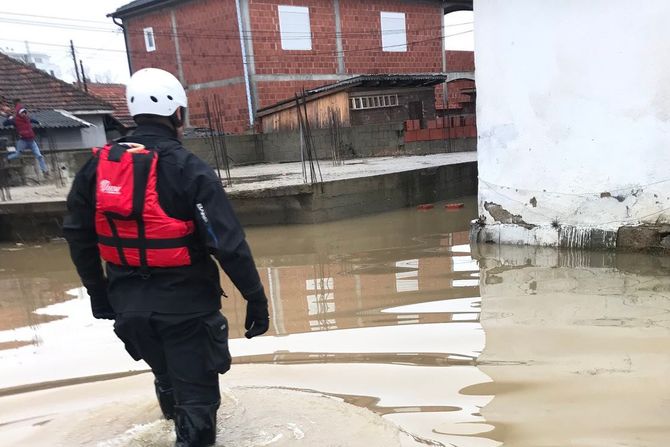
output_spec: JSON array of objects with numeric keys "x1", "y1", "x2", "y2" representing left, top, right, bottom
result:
[{"x1": 63, "y1": 68, "x2": 269, "y2": 446}]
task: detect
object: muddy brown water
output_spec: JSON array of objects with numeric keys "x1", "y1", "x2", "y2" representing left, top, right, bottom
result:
[{"x1": 1, "y1": 196, "x2": 670, "y2": 446}]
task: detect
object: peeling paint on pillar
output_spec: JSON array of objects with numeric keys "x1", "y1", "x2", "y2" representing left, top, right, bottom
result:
[
  {"x1": 484, "y1": 202, "x2": 535, "y2": 229},
  {"x1": 474, "y1": 0, "x2": 670, "y2": 249}
]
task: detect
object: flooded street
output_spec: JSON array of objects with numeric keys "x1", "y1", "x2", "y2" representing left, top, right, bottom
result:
[{"x1": 1, "y1": 196, "x2": 670, "y2": 446}]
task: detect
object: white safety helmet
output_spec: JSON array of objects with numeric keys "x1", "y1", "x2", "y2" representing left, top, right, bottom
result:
[{"x1": 126, "y1": 68, "x2": 187, "y2": 117}]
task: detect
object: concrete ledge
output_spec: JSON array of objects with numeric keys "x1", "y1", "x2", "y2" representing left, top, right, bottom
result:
[
  {"x1": 215, "y1": 162, "x2": 477, "y2": 226},
  {"x1": 469, "y1": 221, "x2": 670, "y2": 252},
  {"x1": 0, "y1": 161, "x2": 477, "y2": 241},
  {"x1": 470, "y1": 222, "x2": 618, "y2": 250}
]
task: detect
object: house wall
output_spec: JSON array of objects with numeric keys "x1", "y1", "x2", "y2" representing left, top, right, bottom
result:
[
  {"x1": 260, "y1": 91, "x2": 350, "y2": 133},
  {"x1": 75, "y1": 115, "x2": 108, "y2": 148},
  {"x1": 349, "y1": 87, "x2": 436, "y2": 126},
  {"x1": 38, "y1": 129, "x2": 85, "y2": 151},
  {"x1": 3, "y1": 128, "x2": 88, "y2": 152},
  {"x1": 125, "y1": 8, "x2": 180, "y2": 76},
  {"x1": 248, "y1": 0, "x2": 339, "y2": 76},
  {"x1": 445, "y1": 50, "x2": 475, "y2": 72},
  {"x1": 338, "y1": 0, "x2": 442, "y2": 74},
  {"x1": 185, "y1": 122, "x2": 475, "y2": 165},
  {"x1": 473, "y1": 0, "x2": 670, "y2": 248},
  {"x1": 120, "y1": 0, "x2": 444, "y2": 133}
]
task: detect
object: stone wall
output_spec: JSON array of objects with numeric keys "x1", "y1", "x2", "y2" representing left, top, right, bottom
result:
[{"x1": 185, "y1": 123, "x2": 476, "y2": 165}]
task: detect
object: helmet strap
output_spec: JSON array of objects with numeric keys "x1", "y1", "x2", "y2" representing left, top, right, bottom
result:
[{"x1": 170, "y1": 107, "x2": 185, "y2": 129}]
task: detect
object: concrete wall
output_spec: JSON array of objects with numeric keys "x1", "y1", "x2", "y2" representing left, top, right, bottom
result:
[
  {"x1": 6, "y1": 123, "x2": 474, "y2": 186},
  {"x1": 473, "y1": 0, "x2": 670, "y2": 249},
  {"x1": 3, "y1": 127, "x2": 97, "y2": 153},
  {"x1": 184, "y1": 134, "x2": 265, "y2": 166},
  {"x1": 0, "y1": 161, "x2": 477, "y2": 240},
  {"x1": 75, "y1": 115, "x2": 108, "y2": 148},
  {"x1": 184, "y1": 123, "x2": 476, "y2": 165},
  {"x1": 233, "y1": 161, "x2": 478, "y2": 225},
  {"x1": 38, "y1": 129, "x2": 84, "y2": 151}
]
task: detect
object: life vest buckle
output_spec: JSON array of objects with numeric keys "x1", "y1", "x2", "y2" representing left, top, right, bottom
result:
[{"x1": 139, "y1": 266, "x2": 151, "y2": 280}]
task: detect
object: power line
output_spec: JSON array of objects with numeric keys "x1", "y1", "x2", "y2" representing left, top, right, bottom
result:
[
  {"x1": 0, "y1": 11, "x2": 473, "y2": 30},
  {"x1": 0, "y1": 11, "x2": 112, "y2": 24},
  {"x1": 0, "y1": 15, "x2": 472, "y2": 40},
  {"x1": 1, "y1": 30, "x2": 472, "y2": 63},
  {"x1": 0, "y1": 18, "x2": 120, "y2": 33}
]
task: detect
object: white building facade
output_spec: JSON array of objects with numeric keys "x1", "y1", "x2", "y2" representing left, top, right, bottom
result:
[{"x1": 472, "y1": 0, "x2": 670, "y2": 249}]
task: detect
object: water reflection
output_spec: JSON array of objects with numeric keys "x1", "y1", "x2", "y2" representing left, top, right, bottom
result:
[
  {"x1": 0, "y1": 197, "x2": 499, "y2": 446},
  {"x1": 6, "y1": 201, "x2": 670, "y2": 445},
  {"x1": 473, "y1": 243, "x2": 670, "y2": 447}
]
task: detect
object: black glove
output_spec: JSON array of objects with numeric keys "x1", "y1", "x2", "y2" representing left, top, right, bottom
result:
[
  {"x1": 244, "y1": 299, "x2": 269, "y2": 339},
  {"x1": 88, "y1": 284, "x2": 115, "y2": 320}
]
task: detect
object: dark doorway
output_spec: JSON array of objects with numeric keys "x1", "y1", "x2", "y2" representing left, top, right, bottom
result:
[{"x1": 408, "y1": 101, "x2": 424, "y2": 124}]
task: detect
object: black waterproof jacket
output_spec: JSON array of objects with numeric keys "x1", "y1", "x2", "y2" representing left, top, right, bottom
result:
[{"x1": 63, "y1": 123, "x2": 266, "y2": 314}]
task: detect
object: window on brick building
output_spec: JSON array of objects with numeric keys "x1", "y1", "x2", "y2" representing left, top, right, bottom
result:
[
  {"x1": 380, "y1": 12, "x2": 407, "y2": 52},
  {"x1": 144, "y1": 27, "x2": 156, "y2": 52},
  {"x1": 278, "y1": 5, "x2": 312, "y2": 51}
]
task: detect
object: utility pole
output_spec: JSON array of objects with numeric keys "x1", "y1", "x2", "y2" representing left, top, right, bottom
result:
[
  {"x1": 70, "y1": 40, "x2": 81, "y2": 88},
  {"x1": 79, "y1": 60, "x2": 88, "y2": 93},
  {"x1": 24, "y1": 41, "x2": 32, "y2": 64}
]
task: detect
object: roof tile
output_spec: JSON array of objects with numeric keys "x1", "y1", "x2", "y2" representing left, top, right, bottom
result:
[
  {"x1": 87, "y1": 83, "x2": 136, "y2": 128},
  {"x1": 0, "y1": 51, "x2": 112, "y2": 116}
]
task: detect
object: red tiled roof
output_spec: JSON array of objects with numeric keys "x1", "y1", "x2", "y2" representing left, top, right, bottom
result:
[
  {"x1": 88, "y1": 83, "x2": 136, "y2": 129},
  {"x1": 0, "y1": 51, "x2": 112, "y2": 117}
]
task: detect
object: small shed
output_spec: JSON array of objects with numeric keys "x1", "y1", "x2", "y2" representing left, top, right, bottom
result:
[{"x1": 257, "y1": 74, "x2": 448, "y2": 133}]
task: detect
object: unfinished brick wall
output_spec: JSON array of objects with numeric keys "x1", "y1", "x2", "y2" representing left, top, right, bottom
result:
[
  {"x1": 445, "y1": 50, "x2": 475, "y2": 72},
  {"x1": 187, "y1": 83, "x2": 251, "y2": 134},
  {"x1": 256, "y1": 80, "x2": 326, "y2": 109},
  {"x1": 120, "y1": 0, "x2": 445, "y2": 134},
  {"x1": 248, "y1": 0, "x2": 339, "y2": 75},
  {"x1": 174, "y1": 0, "x2": 245, "y2": 84},
  {"x1": 435, "y1": 79, "x2": 476, "y2": 111},
  {"x1": 126, "y1": 10, "x2": 179, "y2": 75},
  {"x1": 339, "y1": 0, "x2": 443, "y2": 74}
]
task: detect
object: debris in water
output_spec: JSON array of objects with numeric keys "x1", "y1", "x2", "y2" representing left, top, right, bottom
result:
[{"x1": 445, "y1": 203, "x2": 465, "y2": 210}]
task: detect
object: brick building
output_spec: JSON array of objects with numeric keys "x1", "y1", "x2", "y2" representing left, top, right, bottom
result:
[{"x1": 110, "y1": 0, "x2": 447, "y2": 133}]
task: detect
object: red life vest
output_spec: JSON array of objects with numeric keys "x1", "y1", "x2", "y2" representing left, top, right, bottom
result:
[{"x1": 93, "y1": 143, "x2": 195, "y2": 268}]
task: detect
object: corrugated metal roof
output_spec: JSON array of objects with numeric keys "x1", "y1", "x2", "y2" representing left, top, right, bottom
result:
[
  {"x1": 307, "y1": 74, "x2": 449, "y2": 96},
  {"x1": 2, "y1": 110, "x2": 91, "y2": 129},
  {"x1": 257, "y1": 74, "x2": 449, "y2": 116}
]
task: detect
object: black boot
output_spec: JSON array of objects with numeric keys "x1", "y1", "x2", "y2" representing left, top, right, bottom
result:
[
  {"x1": 174, "y1": 402, "x2": 219, "y2": 447},
  {"x1": 154, "y1": 375, "x2": 176, "y2": 420}
]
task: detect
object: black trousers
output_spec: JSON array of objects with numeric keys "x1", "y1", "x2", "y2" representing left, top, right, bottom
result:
[{"x1": 114, "y1": 311, "x2": 232, "y2": 446}]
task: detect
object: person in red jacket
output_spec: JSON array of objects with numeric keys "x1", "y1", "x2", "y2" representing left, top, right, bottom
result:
[{"x1": 2, "y1": 100, "x2": 49, "y2": 176}]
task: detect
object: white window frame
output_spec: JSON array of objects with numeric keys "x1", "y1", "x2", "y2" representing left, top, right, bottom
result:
[
  {"x1": 380, "y1": 12, "x2": 407, "y2": 52},
  {"x1": 278, "y1": 5, "x2": 312, "y2": 51},
  {"x1": 350, "y1": 94, "x2": 400, "y2": 110},
  {"x1": 143, "y1": 27, "x2": 156, "y2": 52}
]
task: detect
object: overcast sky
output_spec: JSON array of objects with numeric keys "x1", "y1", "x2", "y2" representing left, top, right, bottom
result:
[
  {"x1": 0, "y1": 1, "x2": 132, "y2": 83},
  {"x1": 0, "y1": 2, "x2": 473, "y2": 85}
]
